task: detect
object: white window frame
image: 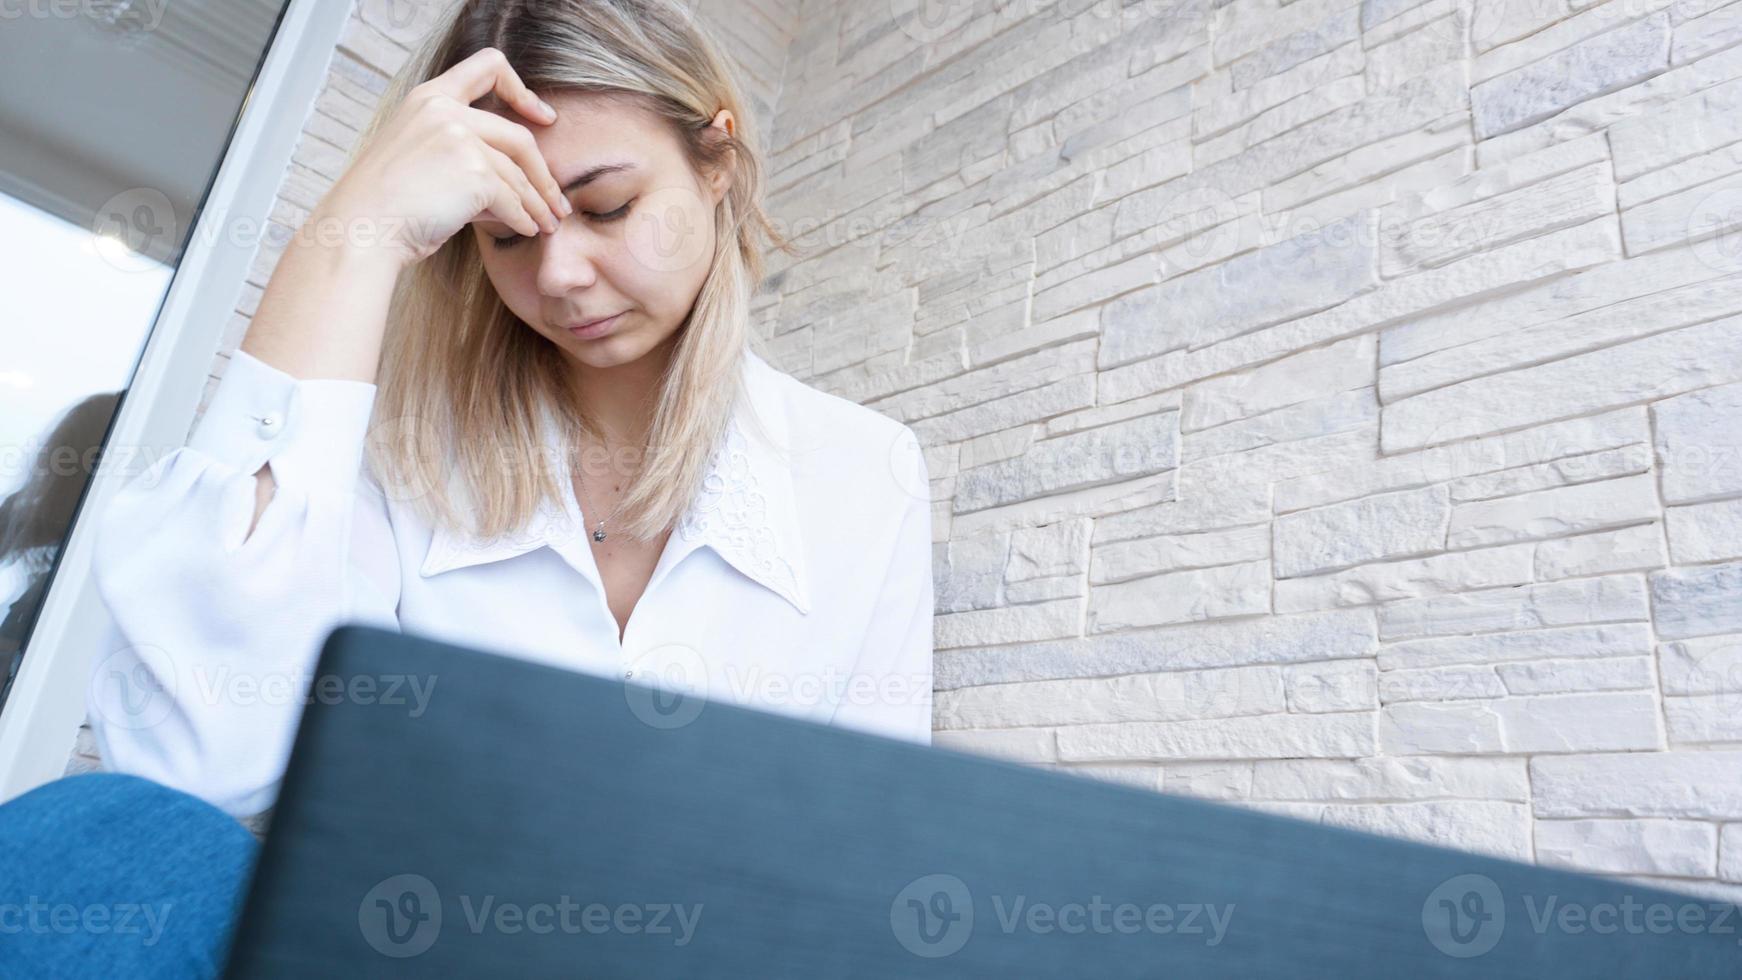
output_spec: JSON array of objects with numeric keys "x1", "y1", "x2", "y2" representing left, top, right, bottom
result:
[{"x1": 0, "y1": 0, "x2": 362, "y2": 802}]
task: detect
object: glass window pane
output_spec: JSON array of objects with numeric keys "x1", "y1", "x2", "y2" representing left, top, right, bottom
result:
[{"x1": 0, "y1": 0, "x2": 289, "y2": 715}]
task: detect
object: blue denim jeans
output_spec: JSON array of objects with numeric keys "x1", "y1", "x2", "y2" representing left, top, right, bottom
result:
[{"x1": 0, "y1": 772, "x2": 258, "y2": 978}]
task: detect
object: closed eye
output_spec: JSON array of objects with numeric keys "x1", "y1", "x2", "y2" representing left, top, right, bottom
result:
[
  {"x1": 587, "y1": 200, "x2": 634, "y2": 223},
  {"x1": 488, "y1": 199, "x2": 635, "y2": 251}
]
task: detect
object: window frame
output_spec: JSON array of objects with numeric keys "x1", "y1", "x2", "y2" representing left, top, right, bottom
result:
[{"x1": 0, "y1": 0, "x2": 365, "y2": 802}]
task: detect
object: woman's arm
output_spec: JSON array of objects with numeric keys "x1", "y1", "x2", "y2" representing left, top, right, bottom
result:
[
  {"x1": 828, "y1": 429, "x2": 935, "y2": 745},
  {"x1": 88, "y1": 351, "x2": 401, "y2": 817}
]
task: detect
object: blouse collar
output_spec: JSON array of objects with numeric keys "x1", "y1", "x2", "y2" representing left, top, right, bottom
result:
[{"x1": 416, "y1": 350, "x2": 813, "y2": 616}]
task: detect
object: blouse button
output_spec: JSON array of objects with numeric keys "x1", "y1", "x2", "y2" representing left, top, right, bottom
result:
[{"x1": 254, "y1": 414, "x2": 280, "y2": 437}]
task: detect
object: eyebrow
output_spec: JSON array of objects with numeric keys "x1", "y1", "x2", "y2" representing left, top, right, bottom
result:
[{"x1": 560, "y1": 162, "x2": 638, "y2": 193}]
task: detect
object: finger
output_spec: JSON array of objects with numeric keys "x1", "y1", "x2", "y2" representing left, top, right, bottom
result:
[
  {"x1": 468, "y1": 150, "x2": 540, "y2": 239},
  {"x1": 482, "y1": 143, "x2": 558, "y2": 236},
  {"x1": 428, "y1": 46, "x2": 556, "y2": 126},
  {"x1": 480, "y1": 173, "x2": 541, "y2": 240},
  {"x1": 461, "y1": 105, "x2": 568, "y2": 221}
]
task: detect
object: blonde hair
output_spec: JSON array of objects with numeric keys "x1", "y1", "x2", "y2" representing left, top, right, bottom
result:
[{"x1": 356, "y1": 0, "x2": 793, "y2": 544}]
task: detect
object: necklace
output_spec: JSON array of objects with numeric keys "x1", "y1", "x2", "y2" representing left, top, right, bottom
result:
[{"x1": 573, "y1": 458, "x2": 625, "y2": 542}]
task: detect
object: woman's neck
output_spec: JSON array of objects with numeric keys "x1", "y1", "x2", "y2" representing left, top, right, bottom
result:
[{"x1": 565, "y1": 335, "x2": 677, "y2": 450}]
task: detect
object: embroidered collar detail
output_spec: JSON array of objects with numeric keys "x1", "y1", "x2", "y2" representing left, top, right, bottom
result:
[{"x1": 417, "y1": 351, "x2": 812, "y2": 615}]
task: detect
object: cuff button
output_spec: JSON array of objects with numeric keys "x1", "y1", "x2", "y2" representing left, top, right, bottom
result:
[{"x1": 252, "y1": 414, "x2": 280, "y2": 437}]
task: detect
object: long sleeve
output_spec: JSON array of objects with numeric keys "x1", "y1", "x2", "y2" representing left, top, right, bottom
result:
[
  {"x1": 828, "y1": 428, "x2": 934, "y2": 746},
  {"x1": 87, "y1": 348, "x2": 402, "y2": 817}
]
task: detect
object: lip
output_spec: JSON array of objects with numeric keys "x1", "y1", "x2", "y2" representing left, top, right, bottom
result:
[{"x1": 563, "y1": 311, "x2": 626, "y2": 339}]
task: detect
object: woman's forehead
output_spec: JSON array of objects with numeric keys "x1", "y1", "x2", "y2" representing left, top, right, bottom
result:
[
  {"x1": 523, "y1": 94, "x2": 672, "y2": 169},
  {"x1": 541, "y1": 90, "x2": 662, "y2": 131}
]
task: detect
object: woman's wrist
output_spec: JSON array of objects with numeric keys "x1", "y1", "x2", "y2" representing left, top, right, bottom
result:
[{"x1": 301, "y1": 200, "x2": 418, "y2": 275}]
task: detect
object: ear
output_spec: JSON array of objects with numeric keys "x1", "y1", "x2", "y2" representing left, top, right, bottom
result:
[
  {"x1": 706, "y1": 109, "x2": 737, "y2": 205},
  {"x1": 710, "y1": 108, "x2": 736, "y2": 139}
]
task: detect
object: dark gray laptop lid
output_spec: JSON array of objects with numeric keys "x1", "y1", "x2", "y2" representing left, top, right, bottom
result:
[{"x1": 224, "y1": 624, "x2": 1741, "y2": 977}]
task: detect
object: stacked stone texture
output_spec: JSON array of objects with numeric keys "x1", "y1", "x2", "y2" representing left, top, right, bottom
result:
[{"x1": 759, "y1": 0, "x2": 1742, "y2": 899}]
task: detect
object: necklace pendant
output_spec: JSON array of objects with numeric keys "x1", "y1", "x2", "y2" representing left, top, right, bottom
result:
[{"x1": 592, "y1": 526, "x2": 607, "y2": 542}]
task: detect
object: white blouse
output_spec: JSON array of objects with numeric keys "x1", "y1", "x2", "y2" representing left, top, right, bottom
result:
[{"x1": 87, "y1": 345, "x2": 935, "y2": 817}]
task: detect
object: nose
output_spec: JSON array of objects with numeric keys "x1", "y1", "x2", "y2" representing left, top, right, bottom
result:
[{"x1": 533, "y1": 218, "x2": 602, "y2": 298}]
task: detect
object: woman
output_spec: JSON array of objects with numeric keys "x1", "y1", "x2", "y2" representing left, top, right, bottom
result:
[{"x1": 0, "y1": 1, "x2": 934, "y2": 974}]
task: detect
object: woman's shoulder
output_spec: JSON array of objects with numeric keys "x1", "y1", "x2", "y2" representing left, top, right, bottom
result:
[
  {"x1": 745, "y1": 349, "x2": 915, "y2": 450},
  {"x1": 745, "y1": 351, "x2": 929, "y2": 529}
]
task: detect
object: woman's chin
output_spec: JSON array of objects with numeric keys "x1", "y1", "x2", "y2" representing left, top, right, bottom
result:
[{"x1": 562, "y1": 326, "x2": 668, "y2": 370}]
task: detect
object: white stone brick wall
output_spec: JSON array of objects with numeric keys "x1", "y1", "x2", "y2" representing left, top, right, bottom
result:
[{"x1": 757, "y1": 0, "x2": 1742, "y2": 896}]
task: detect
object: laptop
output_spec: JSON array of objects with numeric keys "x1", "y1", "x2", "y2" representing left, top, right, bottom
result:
[{"x1": 223, "y1": 624, "x2": 1740, "y2": 977}]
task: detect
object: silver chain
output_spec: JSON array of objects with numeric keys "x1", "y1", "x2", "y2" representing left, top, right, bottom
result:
[{"x1": 573, "y1": 447, "x2": 627, "y2": 543}]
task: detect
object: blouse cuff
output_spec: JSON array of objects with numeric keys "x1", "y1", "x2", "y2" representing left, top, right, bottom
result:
[{"x1": 185, "y1": 348, "x2": 379, "y2": 496}]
